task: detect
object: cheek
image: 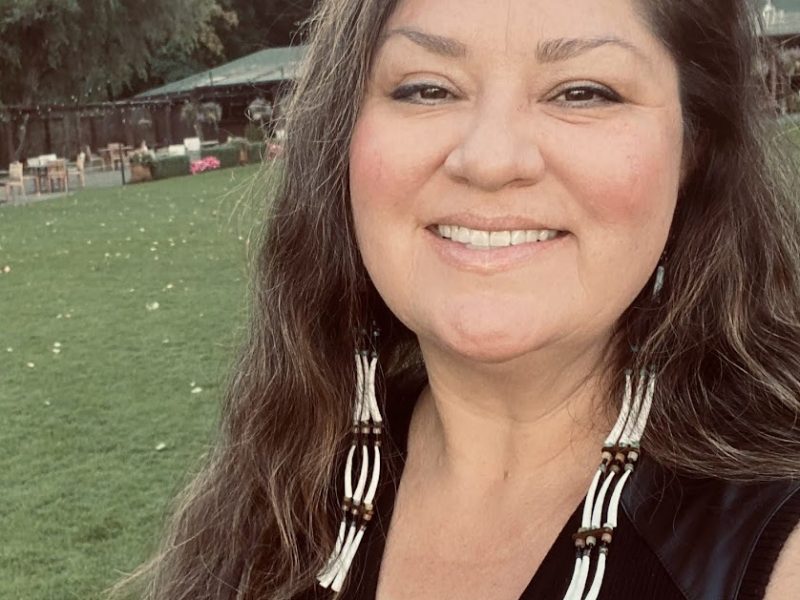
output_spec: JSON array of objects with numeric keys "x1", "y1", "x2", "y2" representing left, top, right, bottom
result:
[
  {"x1": 349, "y1": 108, "x2": 435, "y2": 203},
  {"x1": 349, "y1": 109, "x2": 431, "y2": 325},
  {"x1": 555, "y1": 118, "x2": 682, "y2": 229}
]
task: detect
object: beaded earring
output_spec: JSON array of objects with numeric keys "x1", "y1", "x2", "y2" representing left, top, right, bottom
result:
[
  {"x1": 562, "y1": 260, "x2": 665, "y2": 600},
  {"x1": 317, "y1": 329, "x2": 384, "y2": 593}
]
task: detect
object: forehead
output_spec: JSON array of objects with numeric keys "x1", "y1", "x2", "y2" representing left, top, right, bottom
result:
[{"x1": 384, "y1": 0, "x2": 661, "y2": 59}]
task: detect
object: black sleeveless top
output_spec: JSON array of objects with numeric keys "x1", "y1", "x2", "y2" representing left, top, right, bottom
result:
[{"x1": 326, "y1": 381, "x2": 800, "y2": 600}]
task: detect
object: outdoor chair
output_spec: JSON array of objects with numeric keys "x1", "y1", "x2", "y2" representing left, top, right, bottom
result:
[
  {"x1": 68, "y1": 152, "x2": 86, "y2": 188},
  {"x1": 1, "y1": 162, "x2": 35, "y2": 203},
  {"x1": 46, "y1": 160, "x2": 69, "y2": 193},
  {"x1": 83, "y1": 146, "x2": 104, "y2": 171},
  {"x1": 107, "y1": 143, "x2": 126, "y2": 170}
]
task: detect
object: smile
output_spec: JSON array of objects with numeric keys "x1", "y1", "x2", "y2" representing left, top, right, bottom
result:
[{"x1": 433, "y1": 224, "x2": 563, "y2": 250}]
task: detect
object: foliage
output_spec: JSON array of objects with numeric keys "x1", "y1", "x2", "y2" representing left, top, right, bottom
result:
[
  {"x1": 132, "y1": 0, "x2": 315, "y2": 94},
  {"x1": 201, "y1": 143, "x2": 239, "y2": 168},
  {"x1": 129, "y1": 150, "x2": 156, "y2": 168},
  {"x1": 247, "y1": 140, "x2": 267, "y2": 163},
  {"x1": 0, "y1": 165, "x2": 266, "y2": 598},
  {"x1": 0, "y1": 0, "x2": 229, "y2": 106},
  {"x1": 225, "y1": 136, "x2": 248, "y2": 150},
  {"x1": 244, "y1": 121, "x2": 266, "y2": 143},
  {"x1": 151, "y1": 155, "x2": 191, "y2": 180},
  {"x1": 219, "y1": 0, "x2": 316, "y2": 54},
  {"x1": 180, "y1": 101, "x2": 223, "y2": 140},
  {"x1": 246, "y1": 97, "x2": 273, "y2": 122}
]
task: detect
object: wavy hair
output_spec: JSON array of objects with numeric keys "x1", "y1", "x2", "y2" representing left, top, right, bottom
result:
[{"x1": 114, "y1": 1, "x2": 800, "y2": 598}]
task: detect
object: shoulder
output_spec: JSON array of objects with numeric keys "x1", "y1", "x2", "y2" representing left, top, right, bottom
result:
[
  {"x1": 764, "y1": 520, "x2": 800, "y2": 599},
  {"x1": 622, "y1": 458, "x2": 800, "y2": 600}
]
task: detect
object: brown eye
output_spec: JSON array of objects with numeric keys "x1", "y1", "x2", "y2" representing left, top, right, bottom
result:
[
  {"x1": 563, "y1": 88, "x2": 597, "y2": 102},
  {"x1": 554, "y1": 84, "x2": 621, "y2": 106},
  {"x1": 419, "y1": 86, "x2": 449, "y2": 100},
  {"x1": 391, "y1": 83, "x2": 455, "y2": 103}
]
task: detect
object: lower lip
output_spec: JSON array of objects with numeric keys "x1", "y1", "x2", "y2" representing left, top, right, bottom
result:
[{"x1": 425, "y1": 228, "x2": 568, "y2": 273}]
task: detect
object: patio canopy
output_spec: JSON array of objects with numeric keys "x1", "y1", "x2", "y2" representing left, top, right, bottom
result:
[{"x1": 136, "y1": 45, "x2": 307, "y2": 99}]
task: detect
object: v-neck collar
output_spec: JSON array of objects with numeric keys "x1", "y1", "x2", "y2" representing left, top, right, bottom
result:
[{"x1": 350, "y1": 383, "x2": 584, "y2": 600}]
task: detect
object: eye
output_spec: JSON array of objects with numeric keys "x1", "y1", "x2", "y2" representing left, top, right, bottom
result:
[
  {"x1": 551, "y1": 84, "x2": 621, "y2": 106},
  {"x1": 390, "y1": 83, "x2": 455, "y2": 104}
]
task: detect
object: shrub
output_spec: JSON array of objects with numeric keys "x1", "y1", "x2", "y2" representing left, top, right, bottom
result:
[
  {"x1": 244, "y1": 121, "x2": 266, "y2": 143},
  {"x1": 247, "y1": 141, "x2": 266, "y2": 163},
  {"x1": 151, "y1": 155, "x2": 190, "y2": 180},
  {"x1": 201, "y1": 143, "x2": 238, "y2": 168}
]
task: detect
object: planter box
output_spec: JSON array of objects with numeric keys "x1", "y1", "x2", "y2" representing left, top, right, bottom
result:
[{"x1": 130, "y1": 163, "x2": 153, "y2": 183}]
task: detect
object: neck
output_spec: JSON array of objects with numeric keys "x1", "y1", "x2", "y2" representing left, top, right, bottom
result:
[{"x1": 410, "y1": 338, "x2": 616, "y2": 501}]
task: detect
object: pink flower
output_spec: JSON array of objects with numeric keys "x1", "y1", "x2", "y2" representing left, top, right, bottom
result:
[{"x1": 190, "y1": 156, "x2": 222, "y2": 174}]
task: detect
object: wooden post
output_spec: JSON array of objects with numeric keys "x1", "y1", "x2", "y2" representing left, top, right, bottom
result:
[
  {"x1": 164, "y1": 103, "x2": 173, "y2": 145},
  {"x1": 75, "y1": 111, "x2": 84, "y2": 155},
  {"x1": 3, "y1": 119, "x2": 13, "y2": 166},
  {"x1": 62, "y1": 114, "x2": 71, "y2": 159},
  {"x1": 152, "y1": 107, "x2": 161, "y2": 146},
  {"x1": 89, "y1": 115, "x2": 98, "y2": 152},
  {"x1": 44, "y1": 115, "x2": 53, "y2": 154}
]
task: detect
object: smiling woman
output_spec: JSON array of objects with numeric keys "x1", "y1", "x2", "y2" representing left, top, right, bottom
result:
[{"x1": 115, "y1": 1, "x2": 800, "y2": 600}]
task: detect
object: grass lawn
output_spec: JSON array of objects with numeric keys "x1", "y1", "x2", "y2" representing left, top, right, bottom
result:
[{"x1": 0, "y1": 165, "x2": 269, "y2": 599}]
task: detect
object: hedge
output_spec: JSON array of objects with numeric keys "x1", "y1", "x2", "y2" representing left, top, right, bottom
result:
[
  {"x1": 247, "y1": 141, "x2": 266, "y2": 164},
  {"x1": 151, "y1": 155, "x2": 190, "y2": 180},
  {"x1": 200, "y1": 144, "x2": 239, "y2": 169}
]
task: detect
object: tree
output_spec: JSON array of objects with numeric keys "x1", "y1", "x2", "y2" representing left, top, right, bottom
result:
[
  {"x1": 218, "y1": 0, "x2": 316, "y2": 56},
  {"x1": 0, "y1": 0, "x2": 233, "y2": 106},
  {"x1": 0, "y1": 0, "x2": 229, "y2": 157}
]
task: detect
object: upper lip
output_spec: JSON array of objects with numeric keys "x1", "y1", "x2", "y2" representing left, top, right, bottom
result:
[{"x1": 427, "y1": 213, "x2": 564, "y2": 232}]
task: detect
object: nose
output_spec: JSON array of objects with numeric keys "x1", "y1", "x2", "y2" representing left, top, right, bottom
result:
[{"x1": 443, "y1": 100, "x2": 545, "y2": 192}]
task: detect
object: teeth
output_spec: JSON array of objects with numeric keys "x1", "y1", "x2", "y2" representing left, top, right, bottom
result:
[
  {"x1": 489, "y1": 231, "x2": 511, "y2": 247},
  {"x1": 437, "y1": 225, "x2": 560, "y2": 248},
  {"x1": 510, "y1": 231, "x2": 527, "y2": 246},
  {"x1": 469, "y1": 229, "x2": 490, "y2": 247}
]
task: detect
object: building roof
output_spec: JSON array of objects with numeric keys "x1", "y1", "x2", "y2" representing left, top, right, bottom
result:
[
  {"x1": 137, "y1": 3, "x2": 800, "y2": 100},
  {"x1": 760, "y1": 0, "x2": 800, "y2": 36},
  {"x1": 136, "y1": 45, "x2": 307, "y2": 98}
]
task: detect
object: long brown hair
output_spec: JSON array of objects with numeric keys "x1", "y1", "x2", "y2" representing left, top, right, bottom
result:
[{"x1": 115, "y1": 1, "x2": 800, "y2": 598}]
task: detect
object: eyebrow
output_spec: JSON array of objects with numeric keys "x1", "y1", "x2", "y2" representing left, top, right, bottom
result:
[
  {"x1": 536, "y1": 36, "x2": 645, "y2": 63},
  {"x1": 380, "y1": 27, "x2": 645, "y2": 64},
  {"x1": 382, "y1": 27, "x2": 468, "y2": 58}
]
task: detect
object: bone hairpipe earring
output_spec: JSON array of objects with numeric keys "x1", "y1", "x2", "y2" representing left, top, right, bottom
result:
[
  {"x1": 562, "y1": 368, "x2": 656, "y2": 600},
  {"x1": 318, "y1": 335, "x2": 383, "y2": 593}
]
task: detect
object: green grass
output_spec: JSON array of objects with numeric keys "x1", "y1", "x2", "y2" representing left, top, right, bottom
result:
[{"x1": 0, "y1": 165, "x2": 269, "y2": 599}]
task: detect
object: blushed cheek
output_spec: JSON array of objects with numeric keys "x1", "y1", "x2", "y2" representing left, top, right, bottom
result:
[
  {"x1": 563, "y1": 124, "x2": 682, "y2": 230},
  {"x1": 350, "y1": 117, "x2": 386, "y2": 205}
]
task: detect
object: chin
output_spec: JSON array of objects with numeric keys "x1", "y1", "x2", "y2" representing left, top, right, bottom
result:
[{"x1": 428, "y1": 317, "x2": 554, "y2": 365}]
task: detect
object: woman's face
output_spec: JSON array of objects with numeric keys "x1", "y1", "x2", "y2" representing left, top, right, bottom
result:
[{"x1": 349, "y1": 0, "x2": 683, "y2": 364}]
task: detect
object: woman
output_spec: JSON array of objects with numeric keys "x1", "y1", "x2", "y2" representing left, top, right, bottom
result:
[{"x1": 119, "y1": 0, "x2": 800, "y2": 598}]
